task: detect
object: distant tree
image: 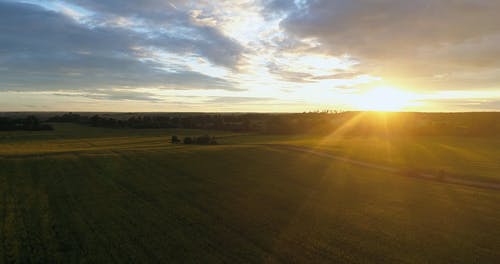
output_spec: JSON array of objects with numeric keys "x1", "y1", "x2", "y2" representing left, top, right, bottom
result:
[
  {"x1": 39, "y1": 124, "x2": 54, "y2": 131},
  {"x1": 171, "y1": 135, "x2": 180, "y2": 144},
  {"x1": 89, "y1": 115, "x2": 101, "y2": 126},
  {"x1": 195, "y1": 135, "x2": 211, "y2": 145},
  {"x1": 183, "y1": 137, "x2": 193, "y2": 144},
  {"x1": 0, "y1": 116, "x2": 53, "y2": 131},
  {"x1": 23, "y1": 115, "x2": 40, "y2": 130}
]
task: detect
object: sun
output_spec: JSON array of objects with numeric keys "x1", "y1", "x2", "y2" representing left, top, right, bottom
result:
[{"x1": 352, "y1": 86, "x2": 415, "y2": 111}]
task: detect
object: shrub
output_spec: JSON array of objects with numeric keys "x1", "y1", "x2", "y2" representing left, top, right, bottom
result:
[
  {"x1": 182, "y1": 135, "x2": 217, "y2": 145},
  {"x1": 171, "y1": 135, "x2": 180, "y2": 144},
  {"x1": 183, "y1": 137, "x2": 193, "y2": 144}
]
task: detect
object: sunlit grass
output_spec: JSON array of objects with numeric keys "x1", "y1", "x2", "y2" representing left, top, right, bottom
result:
[{"x1": 1, "y1": 122, "x2": 499, "y2": 182}]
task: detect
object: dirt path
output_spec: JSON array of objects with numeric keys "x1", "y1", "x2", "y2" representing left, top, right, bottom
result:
[{"x1": 261, "y1": 144, "x2": 500, "y2": 191}]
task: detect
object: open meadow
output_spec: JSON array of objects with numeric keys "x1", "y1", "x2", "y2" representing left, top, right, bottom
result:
[{"x1": 1, "y1": 123, "x2": 499, "y2": 263}]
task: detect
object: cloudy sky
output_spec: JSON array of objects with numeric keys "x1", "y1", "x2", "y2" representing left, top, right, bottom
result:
[{"x1": 1, "y1": 0, "x2": 499, "y2": 112}]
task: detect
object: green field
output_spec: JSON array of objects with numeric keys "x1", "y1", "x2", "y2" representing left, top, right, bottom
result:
[
  {"x1": 1, "y1": 124, "x2": 499, "y2": 263},
  {"x1": 224, "y1": 133, "x2": 500, "y2": 183}
]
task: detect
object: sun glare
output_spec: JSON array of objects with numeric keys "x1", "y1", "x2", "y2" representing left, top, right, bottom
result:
[{"x1": 352, "y1": 86, "x2": 416, "y2": 111}]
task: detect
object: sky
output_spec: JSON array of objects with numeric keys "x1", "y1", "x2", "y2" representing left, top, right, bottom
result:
[{"x1": 1, "y1": 0, "x2": 499, "y2": 112}]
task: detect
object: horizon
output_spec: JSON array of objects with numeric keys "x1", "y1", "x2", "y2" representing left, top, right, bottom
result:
[
  {"x1": 1, "y1": 110, "x2": 500, "y2": 114},
  {"x1": 1, "y1": 0, "x2": 500, "y2": 112}
]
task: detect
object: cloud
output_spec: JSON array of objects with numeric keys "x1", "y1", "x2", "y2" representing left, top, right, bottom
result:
[
  {"x1": 53, "y1": 90, "x2": 162, "y2": 102},
  {"x1": 61, "y1": 0, "x2": 245, "y2": 68},
  {"x1": 268, "y1": 0, "x2": 500, "y2": 90},
  {"x1": 206, "y1": 96, "x2": 276, "y2": 104},
  {"x1": 1, "y1": 0, "x2": 499, "y2": 111},
  {"x1": 267, "y1": 62, "x2": 364, "y2": 83},
  {"x1": 421, "y1": 98, "x2": 500, "y2": 111},
  {"x1": 261, "y1": 0, "x2": 298, "y2": 18},
  {"x1": 0, "y1": 1, "x2": 241, "y2": 93}
]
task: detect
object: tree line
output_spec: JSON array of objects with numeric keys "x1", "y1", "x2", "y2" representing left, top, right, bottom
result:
[
  {"x1": 43, "y1": 111, "x2": 500, "y2": 137},
  {"x1": 0, "y1": 116, "x2": 53, "y2": 131}
]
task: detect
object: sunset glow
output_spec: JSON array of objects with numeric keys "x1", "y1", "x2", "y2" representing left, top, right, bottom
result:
[
  {"x1": 352, "y1": 87, "x2": 418, "y2": 111},
  {"x1": 0, "y1": 0, "x2": 499, "y2": 112}
]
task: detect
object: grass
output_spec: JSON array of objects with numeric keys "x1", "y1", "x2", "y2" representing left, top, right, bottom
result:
[
  {"x1": 1, "y1": 124, "x2": 499, "y2": 262},
  {"x1": 223, "y1": 133, "x2": 500, "y2": 183},
  {"x1": 0, "y1": 123, "x2": 236, "y2": 156}
]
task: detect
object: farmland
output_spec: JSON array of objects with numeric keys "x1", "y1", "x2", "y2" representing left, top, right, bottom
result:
[{"x1": 1, "y1": 123, "x2": 500, "y2": 263}]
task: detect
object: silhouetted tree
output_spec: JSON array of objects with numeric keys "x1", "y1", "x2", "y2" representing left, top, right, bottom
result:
[
  {"x1": 183, "y1": 137, "x2": 193, "y2": 144},
  {"x1": 171, "y1": 135, "x2": 180, "y2": 144},
  {"x1": 0, "y1": 116, "x2": 53, "y2": 131}
]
